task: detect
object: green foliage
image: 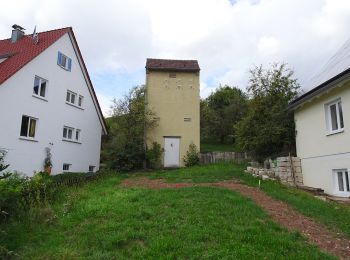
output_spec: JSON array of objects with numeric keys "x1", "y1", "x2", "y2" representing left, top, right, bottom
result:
[
  {"x1": 0, "y1": 170, "x2": 333, "y2": 259},
  {"x1": 102, "y1": 86, "x2": 158, "y2": 171},
  {"x1": 235, "y1": 63, "x2": 300, "y2": 162},
  {"x1": 0, "y1": 172, "x2": 56, "y2": 221},
  {"x1": 200, "y1": 142, "x2": 237, "y2": 152},
  {"x1": 149, "y1": 162, "x2": 350, "y2": 238},
  {"x1": 0, "y1": 150, "x2": 10, "y2": 180},
  {"x1": 43, "y1": 147, "x2": 52, "y2": 168},
  {"x1": 201, "y1": 85, "x2": 247, "y2": 144},
  {"x1": 183, "y1": 143, "x2": 200, "y2": 167},
  {"x1": 146, "y1": 142, "x2": 163, "y2": 169}
]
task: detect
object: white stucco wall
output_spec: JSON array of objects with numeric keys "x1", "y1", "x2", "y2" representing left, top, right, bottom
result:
[
  {"x1": 0, "y1": 33, "x2": 103, "y2": 176},
  {"x1": 295, "y1": 81, "x2": 350, "y2": 196}
]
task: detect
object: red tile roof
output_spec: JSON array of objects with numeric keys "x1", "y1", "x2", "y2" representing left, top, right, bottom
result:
[
  {"x1": 0, "y1": 27, "x2": 107, "y2": 134},
  {"x1": 146, "y1": 58, "x2": 200, "y2": 72},
  {"x1": 0, "y1": 28, "x2": 70, "y2": 84}
]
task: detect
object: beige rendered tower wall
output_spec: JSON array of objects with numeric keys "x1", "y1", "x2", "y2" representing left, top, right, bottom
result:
[{"x1": 145, "y1": 58, "x2": 200, "y2": 167}]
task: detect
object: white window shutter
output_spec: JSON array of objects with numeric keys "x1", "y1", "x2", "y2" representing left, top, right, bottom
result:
[{"x1": 57, "y1": 52, "x2": 62, "y2": 65}]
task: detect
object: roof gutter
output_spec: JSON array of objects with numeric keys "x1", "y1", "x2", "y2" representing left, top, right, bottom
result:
[{"x1": 288, "y1": 67, "x2": 350, "y2": 110}]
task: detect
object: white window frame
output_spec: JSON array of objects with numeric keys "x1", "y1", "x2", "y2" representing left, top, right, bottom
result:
[
  {"x1": 63, "y1": 163, "x2": 71, "y2": 171},
  {"x1": 333, "y1": 169, "x2": 350, "y2": 196},
  {"x1": 66, "y1": 90, "x2": 84, "y2": 109},
  {"x1": 325, "y1": 98, "x2": 344, "y2": 135},
  {"x1": 33, "y1": 76, "x2": 48, "y2": 100},
  {"x1": 19, "y1": 115, "x2": 38, "y2": 141},
  {"x1": 63, "y1": 126, "x2": 81, "y2": 143},
  {"x1": 66, "y1": 90, "x2": 77, "y2": 105},
  {"x1": 75, "y1": 129, "x2": 81, "y2": 142},
  {"x1": 78, "y1": 95, "x2": 84, "y2": 107}
]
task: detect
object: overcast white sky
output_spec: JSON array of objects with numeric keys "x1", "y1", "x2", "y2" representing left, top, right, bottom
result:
[{"x1": 1, "y1": 0, "x2": 350, "y2": 114}]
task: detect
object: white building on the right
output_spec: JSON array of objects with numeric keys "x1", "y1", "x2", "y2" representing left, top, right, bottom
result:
[{"x1": 289, "y1": 38, "x2": 350, "y2": 197}]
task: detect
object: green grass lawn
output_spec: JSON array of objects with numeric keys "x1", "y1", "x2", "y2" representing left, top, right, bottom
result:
[
  {"x1": 1, "y1": 169, "x2": 335, "y2": 259},
  {"x1": 200, "y1": 142, "x2": 237, "y2": 152},
  {"x1": 148, "y1": 163, "x2": 350, "y2": 238}
]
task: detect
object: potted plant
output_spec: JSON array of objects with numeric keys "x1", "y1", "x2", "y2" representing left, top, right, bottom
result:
[{"x1": 44, "y1": 147, "x2": 53, "y2": 175}]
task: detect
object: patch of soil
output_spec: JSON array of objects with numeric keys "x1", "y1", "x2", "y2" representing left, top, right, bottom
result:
[
  {"x1": 121, "y1": 177, "x2": 196, "y2": 189},
  {"x1": 120, "y1": 178, "x2": 350, "y2": 259}
]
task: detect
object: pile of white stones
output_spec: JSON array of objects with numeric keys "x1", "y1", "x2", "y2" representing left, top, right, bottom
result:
[
  {"x1": 245, "y1": 157, "x2": 303, "y2": 186},
  {"x1": 245, "y1": 166, "x2": 277, "y2": 181}
]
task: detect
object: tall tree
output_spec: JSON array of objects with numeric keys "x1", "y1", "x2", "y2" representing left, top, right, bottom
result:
[
  {"x1": 235, "y1": 63, "x2": 300, "y2": 161},
  {"x1": 201, "y1": 85, "x2": 247, "y2": 144},
  {"x1": 101, "y1": 86, "x2": 158, "y2": 170}
]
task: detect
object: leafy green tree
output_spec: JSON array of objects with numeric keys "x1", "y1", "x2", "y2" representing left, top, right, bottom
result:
[
  {"x1": 235, "y1": 63, "x2": 300, "y2": 162},
  {"x1": 201, "y1": 85, "x2": 247, "y2": 144},
  {"x1": 0, "y1": 150, "x2": 10, "y2": 180},
  {"x1": 101, "y1": 86, "x2": 158, "y2": 171}
]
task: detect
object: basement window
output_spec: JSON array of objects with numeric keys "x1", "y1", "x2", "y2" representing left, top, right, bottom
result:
[
  {"x1": 88, "y1": 165, "x2": 95, "y2": 172},
  {"x1": 63, "y1": 163, "x2": 71, "y2": 171},
  {"x1": 334, "y1": 169, "x2": 350, "y2": 194}
]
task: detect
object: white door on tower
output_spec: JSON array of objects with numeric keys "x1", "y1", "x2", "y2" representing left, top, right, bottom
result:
[{"x1": 164, "y1": 137, "x2": 180, "y2": 167}]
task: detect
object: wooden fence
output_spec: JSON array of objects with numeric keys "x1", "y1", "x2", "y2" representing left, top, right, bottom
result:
[{"x1": 199, "y1": 152, "x2": 248, "y2": 164}]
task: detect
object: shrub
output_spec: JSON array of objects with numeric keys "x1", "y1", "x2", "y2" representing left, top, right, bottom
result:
[
  {"x1": 0, "y1": 150, "x2": 10, "y2": 180},
  {"x1": 22, "y1": 172, "x2": 56, "y2": 206},
  {"x1": 109, "y1": 143, "x2": 145, "y2": 171},
  {"x1": 146, "y1": 142, "x2": 164, "y2": 169},
  {"x1": 43, "y1": 147, "x2": 53, "y2": 172},
  {"x1": 183, "y1": 143, "x2": 200, "y2": 167},
  {"x1": 0, "y1": 172, "x2": 56, "y2": 221},
  {"x1": 0, "y1": 172, "x2": 25, "y2": 219}
]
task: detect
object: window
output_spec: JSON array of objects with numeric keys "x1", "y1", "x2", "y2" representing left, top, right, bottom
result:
[
  {"x1": 75, "y1": 129, "x2": 81, "y2": 141},
  {"x1": 63, "y1": 164, "x2": 70, "y2": 171},
  {"x1": 63, "y1": 126, "x2": 73, "y2": 139},
  {"x1": 184, "y1": 117, "x2": 191, "y2": 122},
  {"x1": 20, "y1": 115, "x2": 37, "y2": 138},
  {"x1": 334, "y1": 169, "x2": 349, "y2": 194},
  {"x1": 57, "y1": 51, "x2": 72, "y2": 71},
  {"x1": 169, "y1": 73, "x2": 176, "y2": 78},
  {"x1": 78, "y1": 95, "x2": 83, "y2": 107},
  {"x1": 89, "y1": 165, "x2": 95, "y2": 172},
  {"x1": 33, "y1": 76, "x2": 47, "y2": 98},
  {"x1": 63, "y1": 126, "x2": 81, "y2": 143},
  {"x1": 66, "y1": 90, "x2": 83, "y2": 108},
  {"x1": 326, "y1": 99, "x2": 344, "y2": 134},
  {"x1": 66, "y1": 90, "x2": 77, "y2": 105}
]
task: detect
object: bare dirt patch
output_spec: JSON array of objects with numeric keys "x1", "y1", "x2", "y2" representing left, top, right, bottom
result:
[{"x1": 120, "y1": 178, "x2": 350, "y2": 259}]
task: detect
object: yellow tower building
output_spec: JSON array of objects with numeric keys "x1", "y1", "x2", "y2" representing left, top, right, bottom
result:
[{"x1": 145, "y1": 58, "x2": 200, "y2": 167}]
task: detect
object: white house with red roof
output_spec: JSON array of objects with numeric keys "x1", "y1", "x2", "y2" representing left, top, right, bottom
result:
[
  {"x1": 289, "y1": 38, "x2": 350, "y2": 197},
  {"x1": 0, "y1": 25, "x2": 107, "y2": 176}
]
